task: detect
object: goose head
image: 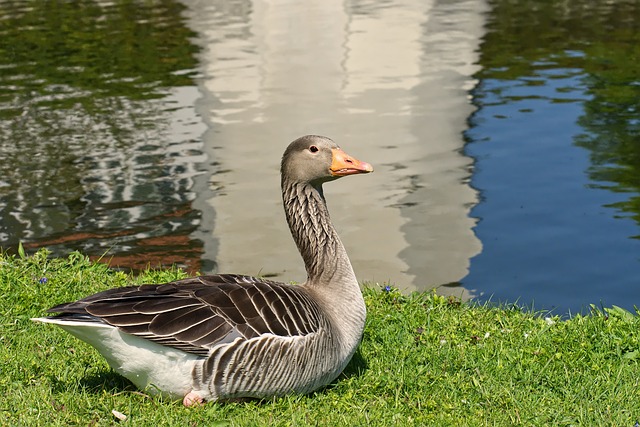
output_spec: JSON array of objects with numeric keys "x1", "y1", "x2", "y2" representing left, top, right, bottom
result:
[{"x1": 281, "y1": 135, "x2": 373, "y2": 186}]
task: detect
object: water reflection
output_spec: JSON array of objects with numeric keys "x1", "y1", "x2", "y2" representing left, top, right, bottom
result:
[
  {"x1": 1, "y1": 0, "x2": 635, "y2": 313},
  {"x1": 0, "y1": 0, "x2": 486, "y2": 294},
  {"x1": 184, "y1": 0, "x2": 484, "y2": 292},
  {"x1": 464, "y1": 0, "x2": 640, "y2": 313},
  {"x1": 0, "y1": 0, "x2": 206, "y2": 271}
]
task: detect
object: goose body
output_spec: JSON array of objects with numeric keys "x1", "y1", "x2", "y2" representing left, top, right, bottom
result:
[{"x1": 33, "y1": 135, "x2": 373, "y2": 405}]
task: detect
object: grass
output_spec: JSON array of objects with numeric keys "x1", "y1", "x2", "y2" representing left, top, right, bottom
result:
[{"x1": 1, "y1": 249, "x2": 640, "y2": 426}]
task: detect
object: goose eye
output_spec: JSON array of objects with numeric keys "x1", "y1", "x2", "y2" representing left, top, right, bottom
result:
[{"x1": 309, "y1": 145, "x2": 319, "y2": 153}]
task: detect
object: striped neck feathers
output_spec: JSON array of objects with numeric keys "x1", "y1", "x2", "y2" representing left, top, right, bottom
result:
[{"x1": 281, "y1": 179, "x2": 356, "y2": 287}]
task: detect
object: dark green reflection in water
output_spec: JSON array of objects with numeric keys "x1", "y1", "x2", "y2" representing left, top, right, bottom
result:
[
  {"x1": 479, "y1": 0, "x2": 640, "y2": 225},
  {"x1": 0, "y1": 0, "x2": 198, "y2": 114},
  {"x1": 465, "y1": 0, "x2": 640, "y2": 313},
  {"x1": 0, "y1": 1, "x2": 205, "y2": 271}
]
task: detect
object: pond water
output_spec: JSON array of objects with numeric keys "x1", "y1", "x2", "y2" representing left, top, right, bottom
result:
[
  {"x1": 0, "y1": 0, "x2": 639, "y2": 315},
  {"x1": 463, "y1": 0, "x2": 640, "y2": 314},
  {"x1": 0, "y1": 1, "x2": 206, "y2": 271}
]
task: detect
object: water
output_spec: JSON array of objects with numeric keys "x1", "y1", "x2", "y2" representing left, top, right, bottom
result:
[
  {"x1": 0, "y1": 0, "x2": 484, "y2": 296},
  {"x1": 463, "y1": 0, "x2": 640, "y2": 314},
  {"x1": 1, "y1": 0, "x2": 639, "y2": 315},
  {"x1": 184, "y1": 0, "x2": 484, "y2": 293},
  {"x1": 0, "y1": 1, "x2": 206, "y2": 271}
]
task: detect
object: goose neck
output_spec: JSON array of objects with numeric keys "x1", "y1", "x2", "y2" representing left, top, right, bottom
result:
[{"x1": 281, "y1": 180, "x2": 356, "y2": 287}]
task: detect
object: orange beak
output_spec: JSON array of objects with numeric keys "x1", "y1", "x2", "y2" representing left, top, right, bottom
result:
[{"x1": 330, "y1": 148, "x2": 374, "y2": 177}]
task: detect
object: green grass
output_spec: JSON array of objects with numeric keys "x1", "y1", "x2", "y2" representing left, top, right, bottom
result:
[{"x1": 2, "y1": 249, "x2": 640, "y2": 426}]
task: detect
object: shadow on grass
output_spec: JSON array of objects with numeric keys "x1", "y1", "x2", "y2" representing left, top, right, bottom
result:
[
  {"x1": 320, "y1": 347, "x2": 368, "y2": 395},
  {"x1": 80, "y1": 370, "x2": 137, "y2": 393},
  {"x1": 342, "y1": 348, "x2": 368, "y2": 379},
  {"x1": 50, "y1": 370, "x2": 138, "y2": 396}
]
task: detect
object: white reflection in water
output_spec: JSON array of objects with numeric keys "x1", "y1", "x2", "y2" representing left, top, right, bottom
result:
[{"x1": 184, "y1": 0, "x2": 486, "y2": 295}]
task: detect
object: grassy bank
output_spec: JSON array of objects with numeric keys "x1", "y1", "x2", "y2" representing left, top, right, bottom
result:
[{"x1": 1, "y1": 249, "x2": 639, "y2": 426}]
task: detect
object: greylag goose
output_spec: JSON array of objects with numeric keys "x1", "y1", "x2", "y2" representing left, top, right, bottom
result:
[{"x1": 32, "y1": 135, "x2": 373, "y2": 406}]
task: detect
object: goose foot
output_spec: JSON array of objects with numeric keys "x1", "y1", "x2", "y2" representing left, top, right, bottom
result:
[{"x1": 183, "y1": 391, "x2": 205, "y2": 407}]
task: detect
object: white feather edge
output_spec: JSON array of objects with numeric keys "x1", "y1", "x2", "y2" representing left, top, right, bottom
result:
[{"x1": 31, "y1": 317, "x2": 200, "y2": 399}]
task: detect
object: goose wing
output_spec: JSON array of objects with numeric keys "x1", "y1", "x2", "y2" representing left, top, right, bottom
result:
[{"x1": 47, "y1": 274, "x2": 323, "y2": 356}]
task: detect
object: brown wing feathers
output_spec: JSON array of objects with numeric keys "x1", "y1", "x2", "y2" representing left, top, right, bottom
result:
[{"x1": 47, "y1": 274, "x2": 322, "y2": 356}]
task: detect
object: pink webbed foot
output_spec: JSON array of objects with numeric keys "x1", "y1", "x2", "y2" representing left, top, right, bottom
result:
[{"x1": 183, "y1": 391, "x2": 205, "y2": 407}]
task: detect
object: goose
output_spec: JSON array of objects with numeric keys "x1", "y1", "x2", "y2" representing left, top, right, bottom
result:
[{"x1": 32, "y1": 135, "x2": 373, "y2": 406}]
